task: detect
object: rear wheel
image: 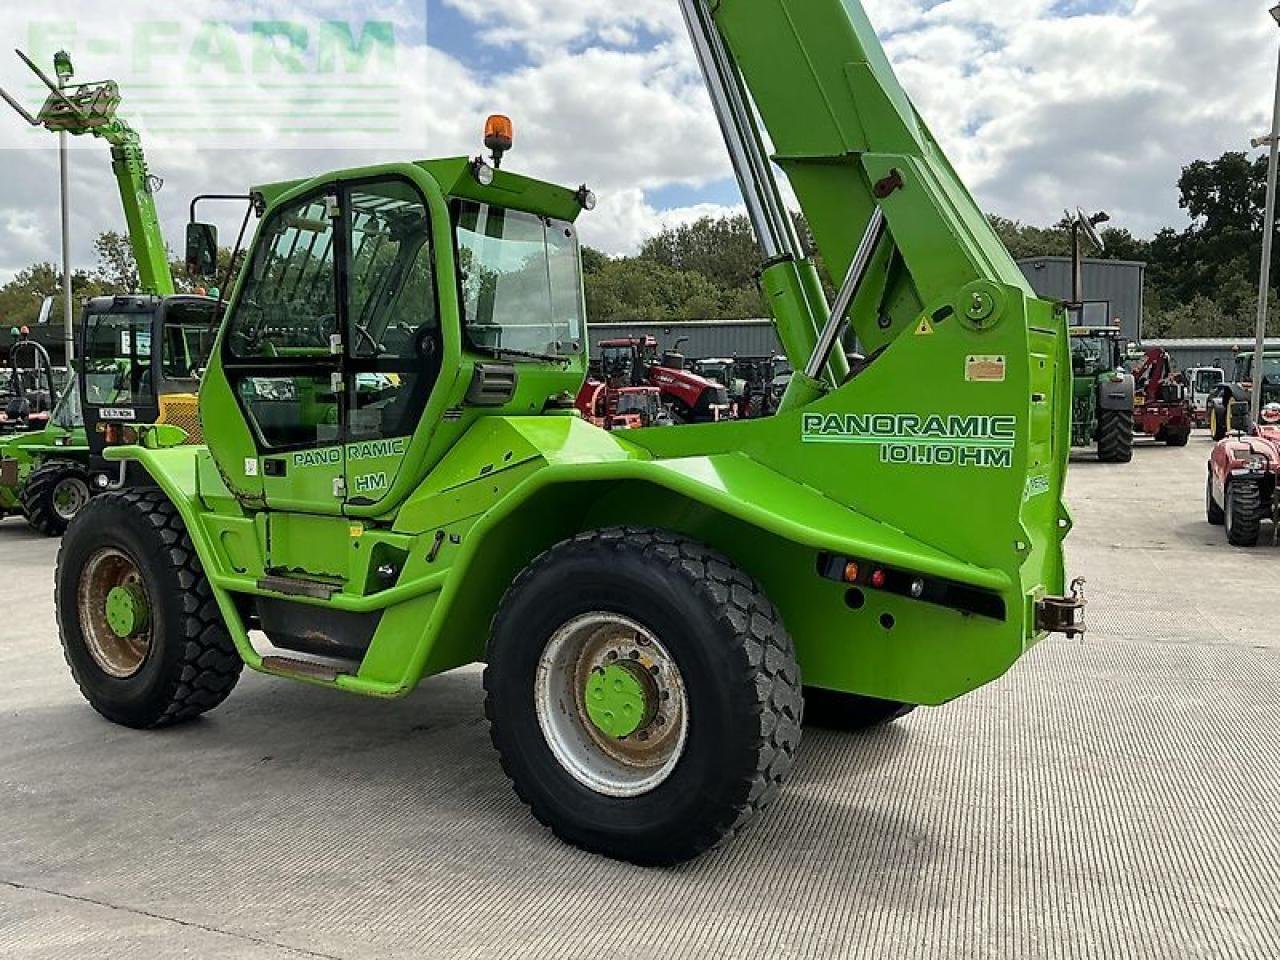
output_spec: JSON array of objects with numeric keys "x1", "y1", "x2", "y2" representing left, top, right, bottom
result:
[
  {"x1": 1225, "y1": 480, "x2": 1264, "y2": 547},
  {"x1": 1165, "y1": 428, "x2": 1190, "y2": 447},
  {"x1": 1206, "y1": 471, "x2": 1225, "y2": 525},
  {"x1": 802, "y1": 687, "x2": 916, "y2": 731},
  {"x1": 21, "y1": 459, "x2": 91, "y2": 536},
  {"x1": 1097, "y1": 408, "x2": 1134, "y2": 463},
  {"x1": 485, "y1": 527, "x2": 802, "y2": 865},
  {"x1": 1209, "y1": 402, "x2": 1227, "y2": 441},
  {"x1": 55, "y1": 489, "x2": 243, "y2": 728}
]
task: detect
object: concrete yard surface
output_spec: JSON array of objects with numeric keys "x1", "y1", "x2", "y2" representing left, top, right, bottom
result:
[{"x1": 1, "y1": 433, "x2": 1277, "y2": 959}]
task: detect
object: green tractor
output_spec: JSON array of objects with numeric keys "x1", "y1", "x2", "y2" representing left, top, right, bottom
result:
[
  {"x1": 0, "y1": 337, "x2": 92, "y2": 535},
  {"x1": 52, "y1": 0, "x2": 1082, "y2": 865},
  {"x1": 0, "y1": 379, "x2": 90, "y2": 535},
  {"x1": 1069, "y1": 326, "x2": 1135, "y2": 463}
]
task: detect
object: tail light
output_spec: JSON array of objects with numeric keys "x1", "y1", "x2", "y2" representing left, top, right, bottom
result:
[{"x1": 98, "y1": 422, "x2": 139, "y2": 446}]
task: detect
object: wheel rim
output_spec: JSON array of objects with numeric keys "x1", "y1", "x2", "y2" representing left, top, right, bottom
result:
[
  {"x1": 78, "y1": 547, "x2": 153, "y2": 678},
  {"x1": 535, "y1": 612, "x2": 689, "y2": 798},
  {"x1": 52, "y1": 476, "x2": 89, "y2": 521}
]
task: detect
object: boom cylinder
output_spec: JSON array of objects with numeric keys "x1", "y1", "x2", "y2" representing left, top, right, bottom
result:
[{"x1": 677, "y1": 0, "x2": 800, "y2": 263}]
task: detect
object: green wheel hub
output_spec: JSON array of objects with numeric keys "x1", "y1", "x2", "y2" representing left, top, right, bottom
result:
[
  {"x1": 585, "y1": 663, "x2": 652, "y2": 739},
  {"x1": 105, "y1": 584, "x2": 149, "y2": 639}
]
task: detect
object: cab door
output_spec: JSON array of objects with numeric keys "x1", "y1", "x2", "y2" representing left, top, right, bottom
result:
[
  {"x1": 221, "y1": 187, "x2": 347, "y2": 514},
  {"x1": 340, "y1": 177, "x2": 442, "y2": 509}
]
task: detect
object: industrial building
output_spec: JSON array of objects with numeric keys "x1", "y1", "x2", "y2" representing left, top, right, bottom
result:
[{"x1": 1015, "y1": 256, "x2": 1146, "y2": 341}]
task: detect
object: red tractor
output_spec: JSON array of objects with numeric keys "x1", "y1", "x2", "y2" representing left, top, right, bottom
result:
[
  {"x1": 576, "y1": 382, "x2": 673, "y2": 430},
  {"x1": 1131, "y1": 346, "x2": 1192, "y2": 447},
  {"x1": 1207, "y1": 402, "x2": 1280, "y2": 547},
  {"x1": 577, "y1": 335, "x2": 730, "y2": 426}
]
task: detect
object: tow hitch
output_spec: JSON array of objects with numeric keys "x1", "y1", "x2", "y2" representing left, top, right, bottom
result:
[{"x1": 1036, "y1": 577, "x2": 1087, "y2": 638}]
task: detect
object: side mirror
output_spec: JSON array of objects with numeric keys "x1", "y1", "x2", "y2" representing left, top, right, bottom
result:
[{"x1": 185, "y1": 222, "x2": 218, "y2": 279}]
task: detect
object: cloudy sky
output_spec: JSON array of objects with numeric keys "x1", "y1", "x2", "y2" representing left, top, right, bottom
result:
[{"x1": 0, "y1": 0, "x2": 1276, "y2": 284}]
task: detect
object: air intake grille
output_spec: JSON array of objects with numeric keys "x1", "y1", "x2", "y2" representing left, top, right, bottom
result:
[{"x1": 158, "y1": 393, "x2": 203, "y2": 443}]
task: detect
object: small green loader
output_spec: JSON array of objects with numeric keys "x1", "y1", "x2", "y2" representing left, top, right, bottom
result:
[
  {"x1": 52, "y1": 0, "x2": 1083, "y2": 865},
  {"x1": 1069, "y1": 326, "x2": 1135, "y2": 463},
  {"x1": 0, "y1": 381, "x2": 91, "y2": 535}
]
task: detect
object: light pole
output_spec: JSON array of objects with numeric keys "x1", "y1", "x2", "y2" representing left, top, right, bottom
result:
[
  {"x1": 1249, "y1": 4, "x2": 1280, "y2": 425},
  {"x1": 54, "y1": 50, "x2": 73, "y2": 371}
]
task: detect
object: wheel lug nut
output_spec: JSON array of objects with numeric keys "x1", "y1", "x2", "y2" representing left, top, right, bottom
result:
[
  {"x1": 606, "y1": 650, "x2": 618, "y2": 661},
  {"x1": 629, "y1": 650, "x2": 640, "y2": 660}
]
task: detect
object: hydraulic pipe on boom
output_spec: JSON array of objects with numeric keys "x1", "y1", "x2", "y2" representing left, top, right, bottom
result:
[
  {"x1": 677, "y1": 0, "x2": 848, "y2": 391},
  {"x1": 0, "y1": 50, "x2": 175, "y2": 297}
]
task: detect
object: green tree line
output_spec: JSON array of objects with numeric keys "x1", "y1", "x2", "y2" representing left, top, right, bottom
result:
[
  {"x1": 583, "y1": 149, "x2": 1280, "y2": 338},
  {"x1": 1, "y1": 150, "x2": 1275, "y2": 339}
]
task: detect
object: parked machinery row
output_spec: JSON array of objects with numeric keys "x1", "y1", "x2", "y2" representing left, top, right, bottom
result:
[{"x1": 576, "y1": 334, "x2": 792, "y2": 429}]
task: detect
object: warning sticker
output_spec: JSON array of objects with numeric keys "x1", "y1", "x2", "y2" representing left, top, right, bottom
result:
[
  {"x1": 966, "y1": 355, "x2": 1007, "y2": 382},
  {"x1": 915, "y1": 317, "x2": 935, "y2": 336}
]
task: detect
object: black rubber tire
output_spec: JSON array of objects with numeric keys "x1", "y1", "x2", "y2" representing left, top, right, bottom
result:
[
  {"x1": 55, "y1": 488, "x2": 243, "y2": 728},
  {"x1": 802, "y1": 687, "x2": 916, "y2": 731},
  {"x1": 1165, "y1": 429, "x2": 1190, "y2": 448},
  {"x1": 484, "y1": 527, "x2": 803, "y2": 866},
  {"x1": 21, "y1": 458, "x2": 91, "y2": 536},
  {"x1": 1209, "y1": 402, "x2": 1227, "y2": 441},
  {"x1": 1206, "y1": 471, "x2": 1225, "y2": 526},
  {"x1": 1097, "y1": 408, "x2": 1134, "y2": 463},
  {"x1": 1224, "y1": 480, "x2": 1263, "y2": 548}
]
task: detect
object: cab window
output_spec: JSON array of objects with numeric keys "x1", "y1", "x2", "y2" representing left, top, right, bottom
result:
[
  {"x1": 226, "y1": 178, "x2": 440, "y2": 451},
  {"x1": 82, "y1": 312, "x2": 152, "y2": 404},
  {"x1": 229, "y1": 194, "x2": 337, "y2": 360},
  {"x1": 345, "y1": 180, "x2": 440, "y2": 442},
  {"x1": 454, "y1": 201, "x2": 584, "y2": 356},
  {"x1": 229, "y1": 191, "x2": 341, "y2": 449}
]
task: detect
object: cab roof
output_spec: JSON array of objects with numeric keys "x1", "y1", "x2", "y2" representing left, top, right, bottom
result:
[{"x1": 253, "y1": 157, "x2": 586, "y2": 224}]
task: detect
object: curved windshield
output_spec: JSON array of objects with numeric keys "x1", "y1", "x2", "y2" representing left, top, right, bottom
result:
[{"x1": 454, "y1": 201, "x2": 584, "y2": 357}]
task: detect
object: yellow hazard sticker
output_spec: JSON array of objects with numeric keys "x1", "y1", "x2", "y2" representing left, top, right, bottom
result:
[
  {"x1": 966, "y1": 355, "x2": 1007, "y2": 382},
  {"x1": 915, "y1": 317, "x2": 935, "y2": 336},
  {"x1": 349, "y1": 524, "x2": 364, "y2": 538}
]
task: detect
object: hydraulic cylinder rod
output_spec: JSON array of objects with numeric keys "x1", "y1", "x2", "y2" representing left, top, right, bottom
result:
[
  {"x1": 804, "y1": 207, "x2": 887, "y2": 382},
  {"x1": 677, "y1": 0, "x2": 800, "y2": 263}
]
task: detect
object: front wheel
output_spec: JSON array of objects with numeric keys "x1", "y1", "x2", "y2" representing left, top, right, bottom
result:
[
  {"x1": 21, "y1": 458, "x2": 91, "y2": 536},
  {"x1": 55, "y1": 489, "x2": 243, "y2": 728},
  {"x1": 1224, "y1": 480, "x2": 1264, "y2": 548},
  {"x1": 1206, "y1": 471, "x2": 1225, "y2": 526},
  {"x1": 485, "y1": 527, "x2": 802, "y2": 865},
  {"x1": 1209, "y1": 402, "x2": 1227, "y2": 441},
  {"x1": 1165, "y1": 428, "x2": 1190, "y2": 447}
]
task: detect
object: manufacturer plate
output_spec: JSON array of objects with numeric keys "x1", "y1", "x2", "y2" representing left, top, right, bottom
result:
[{"x1": 965, "y1": 355, "x2": 1006, "y2": 382}]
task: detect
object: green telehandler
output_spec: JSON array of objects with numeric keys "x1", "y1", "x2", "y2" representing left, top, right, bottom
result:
[
  {"x1": 53, "y1": 0, "x2": 1082, "y2": 865},
  {"x1": 0, "y1": 53, "x2": 233, "y2": 533}
]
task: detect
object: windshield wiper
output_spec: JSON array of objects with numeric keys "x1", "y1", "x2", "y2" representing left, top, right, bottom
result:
[{"x1": 476, "y1": 344, "x2": 572, "y2": 365}]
